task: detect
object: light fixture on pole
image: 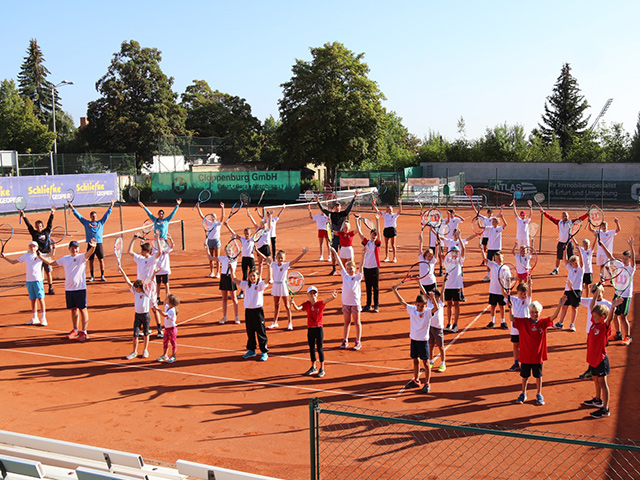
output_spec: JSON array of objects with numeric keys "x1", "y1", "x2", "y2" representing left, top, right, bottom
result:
[{"x1": 52, "y1": 80, "x2": 74, "y2": 155}]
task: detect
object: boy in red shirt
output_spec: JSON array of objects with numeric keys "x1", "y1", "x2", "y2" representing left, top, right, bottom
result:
[
  {"x1": 510, "y1": 296, "x2": 565, "y2": 405},
  {"x1": 583, "y1": 298, "x2": 621, "y2": 418},
  {"x1": 292, "y1": 286, "x2": 337, "y2": 378}
]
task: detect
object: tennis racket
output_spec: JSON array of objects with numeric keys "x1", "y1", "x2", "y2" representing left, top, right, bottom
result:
[
  {"x1": 129, "y1": 186, "x2": 140, "y2": 202},
  {"x1": 114, "y1": 237, "x2": 123, "y2": 266},
  {"x1": 257, "y1": 190, "x2": 266, "y2": 205},
  {"x1": 567, "y1": 217, "x2": 583, "y2": 241},
  {"x1": 226, "y1": 201, "x2": 242, "y2": 221},
  {"x1": 324, "y1": 192, "x2": 337, "y2": 203},
  {"x1": 529, "y1": 221, "x2": 539, "y2": 238},
  {"x1": 512, "y1": 190, "x2": 524, "y2": 201},
  {"x1": 498, "y1": 263, "x2": 517, "y2": 295},
  {"x1": 287, "y1": 270, "x2": 305, "y2": 299},
  {"x1": 142, "y1": 278, "x2": 156, "y2": 300},
  {"x1": 356, "y1": 215, "x2": 375, "y2": 232},
  {"x1": 443, "y1": 250, "x2": 461, "y2": 280},
  {"x1": 203, "y1": 213, "x2": 217, "y2": 239},
  {"x1": 588, "y1": 205, "x2": 604, "y2": 229},
  {"x1": 240, "y1": 192, "x2": 251, "y2": 205},
  {"x1": 0, "y1": 223, "x2": 13, "y2": 255},
  {"x1": 517, "y1": 246, "x2": 538, "y2": 274},
  {"x1": 400, "y1": 261, "x2": 431, "y2": 284},
  {"x1": 472, "y1": 194, "x2": 487, "y2": 210},
  {"x1": 15, "y1": 196, "x2": 26, "y2": 224},
  {"x1": 48, "y1": 226, "x2": 66, "y2": 247},
  {"x1": 471, "y1": 215, "x2": 486, "y2": 235},
  {"x1": 156, "y1": 237, "x2": 172, "y2": 254},
  {"x1": 225, "y1": 237, "x2": 242, "y2": 261},
  {"x1": 464, "y1": 184, "x2": 474, "y2": 199},
  {"x1": 193, "y1": 189, "x2": 211, "y2": 210},
  {"x1": 65, "y1": 189, "x2": 76, "y2": 203},
  {"x1": 378, "y1": 184, "x2": 388, "y2": 199},
  {"x1": 533, "y1": 192, "x2": 545, "y2": 207},
  {"x1": 252, "y1": 227, "x2": 265, "y2": 243},
  {"x1": 137, "y1": 219, "x2": 154, "y2": 241},
  {"x1": 610, "y1": 266, "x2": 633, "y2": 297},
  {"x1": 326, "y1": 221, "x2": 333, "y2": 243},
  {"x1": 601, "y1": 259, "x2": 624, "y2": 284}
]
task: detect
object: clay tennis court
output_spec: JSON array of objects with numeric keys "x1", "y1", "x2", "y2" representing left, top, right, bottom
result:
[{"x1": 0, "y1": 202, "x2": 638, "y2": 479}]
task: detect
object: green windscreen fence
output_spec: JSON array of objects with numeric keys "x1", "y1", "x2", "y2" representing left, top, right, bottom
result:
[{"x1": 151, "y1": 171, "x2": 300, "y2": 202}]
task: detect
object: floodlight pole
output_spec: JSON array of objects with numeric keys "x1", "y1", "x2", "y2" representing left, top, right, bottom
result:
[{"x1": 52, "y1": 80, "x2": 74, "y2": 156}]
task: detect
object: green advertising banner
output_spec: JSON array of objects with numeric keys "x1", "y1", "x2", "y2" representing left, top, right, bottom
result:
[{"x1": 151, "y1": 171, "x2": 301, "y2": 202}]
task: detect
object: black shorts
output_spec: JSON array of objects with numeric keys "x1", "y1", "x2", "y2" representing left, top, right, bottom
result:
[
  {"x1": 613, "y1": 295, "x2": 631, "y2": 316},
  {"x1": 133, "y1": 312, "x2": 151, "y2": 337},
  {"x1": 428, "y1": 326, "x2": 444, "y2": 347},
  {"x1": 510, "y1": 334, "x2": 519, "y2": 343},
  {"x1": 331, "y1": 235, "x2": 340, "y2": 251},
  {"x1": 42, "y1": 262, "x2": 52, "y2": 273},
  {"x1": 156, "y1": 274, "x2": 169, "y2": 285},
  {"x1": 444, "y1": 288, "x2": 463, "y2": 302},
  {"x1": 481, "y1": 237, "x2": 489, "y2": 246},
  {"x1": 410, "y1": 339, "x2": 429, "y2": 361},
  {"x1": 563, "y1": 290, "x2": 581, "y2": 308},
  {"x1": 65, "y1": 289, "x2": 87, "y2": 310},
  {"x1": 258, "y1": 244, "x2": 271, "y2": 258},
  {"x1": 556, "y1": 241, "x2": 574, "y2": 260},
  {"x1": 589, "y1": 355, "x2": 610, "y2": 377},
  {"x1": 219, "y1": 273, "x2": 237, "y2": 291},
  {"x1": 487, "y1": 249, "x2": 499, "y2": 261},
  {"x1": 421, "y1": 283, "x2": 436, "y2": 293},
  {"x1": 87, "y1": 243, "x2": 105, "y2": 260},
  {"x1": 383, "y1": 227, "x2": 397, "y2": 238},
  {"x1": 489, "y1": 293, "x2": 506, "y2": 306},
  {"x1": 520, "y1": 362, "x2": 543, "y2": 378},
  {"x1": 582, "y1": 273, "x2": 593, "y2": 285}
]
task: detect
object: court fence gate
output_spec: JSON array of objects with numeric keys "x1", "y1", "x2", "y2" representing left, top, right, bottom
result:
[{"x1": 309, "y1": 398, "x2": 640, "y2": 479}]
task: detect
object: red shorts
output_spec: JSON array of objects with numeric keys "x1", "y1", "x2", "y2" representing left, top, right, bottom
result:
[
  {"x1": 318, "y1": 229, "x2": 328, "y2": 239},
  {"x1": 517, "y1": 272, "x2": 530, "y2": 281}
]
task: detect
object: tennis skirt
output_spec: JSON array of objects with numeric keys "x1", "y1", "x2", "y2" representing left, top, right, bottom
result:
[{"x1": 271, "y1": 281, "x2": 288, "y2": 297}]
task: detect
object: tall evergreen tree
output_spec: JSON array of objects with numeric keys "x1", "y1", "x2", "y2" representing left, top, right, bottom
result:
[
  {"x1": 630, "y1": 113, "x2": 640, "y2": 163},
  {"x1": 538, "y1": 63, "x2": 589, "y2": 160},
  {"x1": 17, "y1": 39, "x2": 58, "y2": 125}
]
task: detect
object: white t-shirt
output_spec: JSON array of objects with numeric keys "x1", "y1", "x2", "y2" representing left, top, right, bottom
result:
[
  {"x1": 443, "y1": 238, "x2": 468, "y2": 251},
  {"x1": 131, "y1": 286, "x2": 151, "y2": 314},
  {"x1": 579, "y1": 247, "x2": 593, "y2": 275},
  {"x1": 340, "y1": 270, "x2": 362, "y2": 306},
  {"x1": 444, "y1": 256, "x2": 465, "y2": 289},
  {"x1": 564, "y1": 263, "x2": 584, "y2": 291},
  {"x1": 429, "y1": 300, "x2": 445, "y2": 329},
  {"x1": 557, "y1": 220, "x2": 571, "y2": 243},
  {"x1": 515, "y1": 217, "x2": 531, "y2": 243},
  {"x1": 153, "y1": 248, "x2": 172, "y2": 276},
  {"x1": 133, "y1": 253, "x2": 158, "y2": 281},
  {"x1": 241, "y1": 237, "x2": 255, "y2": 258},
  {"x1": 313, "y1": 213, "x2": 328, "y2": 230},
  {"x1": 485, "y1": 226, "x2": 504, "y2": 251},
  {"x1": 239, "y1": 280, "x2": 268, "y2": 308},
  {"x1": 56, "y1": 254, "x2": 88, "y2": 291},
  {"x1": 445, "y1": 217, "x2": 462, "y2": 239},
  {"x1": 18, "y1": 253, "x2": 44, "y2": 282},
  {"x1": 618, "y1": 265, "x2": 636, "y2": 299},
  {"x1": 216, "y1": 256, "x2": 237, "y2": 275},
  {"x1": 580, "y1": 297, "x2": 611, "y2": 333},
  {"x1": 596, "y1": 230, "x2": 616, "y2": 255},
  {"x1": 270, "y1": 216, "x2": 280, "y2": 237},
  {"x1": 362, "y1": 239, "x2": 380, "y2": 269},
  {"x1": 487, "y1": 260, "x2": 505, "y2": 295},
  {"x1": 164, "y1": 305, "x2": 177, "y2": 328},
  {"x1": 407, "y1": 304, "x2": 431, "y2": 341},
  {"x1": 382, "y1": 212, "x2": 400, "y2": 229},
  {"x1": 255, "y1": 228, "x2": 271, "y2": 249},
  {"x1": 514, "y1": 252, "x2": 530, "y2": 275},
  {"x1": 271, "y1": 261, "x2": 290, "y2": 284},
  {"x1": 419, "y1": 254, "x2": 437, "y2": 286},
  {"x1": 509, "y1": 294, "x2": 531, "y2": 335},
  {"x1": 480, "y1": 215, "x2": 495, "y2": 238},
  {"x1": 204, "y1": 219, "x2": 222, "y2": 241}
]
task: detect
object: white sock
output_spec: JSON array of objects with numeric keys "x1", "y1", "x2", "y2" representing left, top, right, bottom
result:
[{"x1": 490, "y1": 316, "x2": 495, "y2": 323}]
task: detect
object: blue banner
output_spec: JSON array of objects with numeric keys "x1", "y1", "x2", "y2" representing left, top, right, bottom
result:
[{"x1": 0, "y1": 173, "x2": 118, "y2": 214}]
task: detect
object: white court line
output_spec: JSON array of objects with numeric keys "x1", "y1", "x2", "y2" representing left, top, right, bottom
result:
[
  {"x1": 5, "y1": 349, "x2": 395, "y2": 401},
  {"x1": 177, "y1": 307, "x2": 222, "y2": 326},
  {"x1": 392, "y1": 305, "x2": 489, "y2": 399}
]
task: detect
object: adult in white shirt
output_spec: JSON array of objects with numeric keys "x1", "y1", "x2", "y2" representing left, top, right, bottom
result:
[
  {"x1": 373, "y1": 198, "x2": 402, "y2": 263},
  {"x1": 593, "y1": 219, "x2": 620, "y2": 276},
  {"x1": 308, "y1": 205, "x2": 330, "y2": 261},
  {"x1": 511, "y1": 199, "x2": 533, "y2": 247},
  {"x1": 1, "y1": 241, "x2": 47, "y2": 326},
  {"x1": 41, "y1": 239, "x2": 96, "y2": 342},
  {"x1": 196, "y1": 202, "x2": 225, "y2": 278}
]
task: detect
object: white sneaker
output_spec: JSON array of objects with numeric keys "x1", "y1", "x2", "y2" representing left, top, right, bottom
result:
[
  {"x1": 482, "y1": 275, "x2": 490, "y2": 282},
  {"x1": 318, "y1": 256, "x2": 324, "y2": 261},
  {"x1": 40, "y1": 318, "x2": 48, "y2": 326},
  {"x1": 569, "y1": 323, "x2": 576, "y2": 332},
  {"x1": 287, "y1": 323, "x2": 293, "y2": 331},
  {"x1": 327, "y1": 256, "x2": 332, "y2": 262},
  {"x1": 268, "y1": 322, "x2": 279, "y2": 329},
  {"x1": 234, "y1": 317, "x2": 241, "y2": 324},
  {"x1": 142, "y1": 350, "x2": 149, "y2": 358},
  {"x1": 219, "y1": 317, "x2": 227, "y2": 324},
  {"x1": 27, "y1": 318, "x2": 40, "y2": 325}
]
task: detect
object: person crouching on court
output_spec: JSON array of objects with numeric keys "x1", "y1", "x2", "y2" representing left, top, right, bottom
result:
[
  {"x1": 510, "y1": 296, "x2": 564, "y2": 406},
  {"x1": 392, "y1": 285, "x2": 439, "y2": 394}
]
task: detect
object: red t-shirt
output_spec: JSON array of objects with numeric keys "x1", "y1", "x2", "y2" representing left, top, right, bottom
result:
[
  {"x1": 513, "y1": 316, "x2": 553, "y2": 364},
  {"x1": 302, "y1": 300, "x2": 326, "y2": 328},
  {"x1": 337, "y1": 230, "x2": 355, "y2": 247},
  {"x1": 586, "y1": 321, "x2": 612, "y2": 367}
]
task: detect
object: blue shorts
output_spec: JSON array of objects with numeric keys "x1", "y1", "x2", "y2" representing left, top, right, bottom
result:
[
  {"x1": 65, "y1": 290, "x2": 87, "y2": 310},
  {"x1": 207, "y1": 238, "x2": 222, "y2": 249},
  {"x1": 26, "y1": 281, "x2": 45, "y2": 300}
]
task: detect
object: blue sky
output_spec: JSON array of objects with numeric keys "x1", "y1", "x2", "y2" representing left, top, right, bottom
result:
[{"x1": 2, "y1": 1, "x2": 638, "y2": 141}]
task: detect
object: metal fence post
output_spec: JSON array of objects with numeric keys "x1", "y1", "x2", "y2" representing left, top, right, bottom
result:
[{"x1": 309, "y1": 398, "x2": 319, "y2": 480}]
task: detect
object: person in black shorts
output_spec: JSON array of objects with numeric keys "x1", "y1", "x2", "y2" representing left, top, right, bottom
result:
[{"x1": 20, "y1": 207, "x2": 56, "y2": 294}]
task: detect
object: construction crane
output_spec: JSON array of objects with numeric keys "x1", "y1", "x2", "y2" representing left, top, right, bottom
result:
[{"x1": 589, "y1": 98, "x2": 613, "y2": 130}]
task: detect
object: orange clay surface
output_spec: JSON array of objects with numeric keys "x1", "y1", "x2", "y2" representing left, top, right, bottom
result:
[{"x1": 0, "y1": 203, "x2": 638, "y2": 479}]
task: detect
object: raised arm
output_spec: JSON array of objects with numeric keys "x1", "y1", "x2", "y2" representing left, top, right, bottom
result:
[
  {"x1": 549, "y1": 295, "x2": 568, "y2": 322},
  {"x1": 85, "y1": 238, "x2": 97, "y2": 259},
  {"x1": 354, "y1": 216, "x2": 366, "y2": 241},
  {"x1": 324, "y1": 290, "x2": 338, "y2": 305},
  {"x1": 628, "y1": 236, "x2": 635, "y2": 265},
  {"x1": 391, "y1": 283, "x2": 409, "y2": 307},
  {"x1": 196, "y1": 203, "x2": 205, "y2": 220},
  {"x1": 0, "y1": 253, "x2": 19, "y2": 264},
  {"x1": 397, "y1": 198, "x2": 403, "y2": 214},
  {"x1": 128, "y1": 235, "x2": 137, "y2": 256},
  {"x1": 164, "y1": 200, "x2": 182, "y2": 222},
  {"x1": 247, "y1": 209, "x2": 258, "y2": 228},
  {"x1": 343, "y1": 190, "x2": 358, "y2": 215},
  {"x1": 289, "y1": 247, "x2": 309, "y2": 266},
  {"x1": 315, "y1": 195, "x2": 330, "y2": 216},
  {"x1": 119, "y1": 266, "x2": 133, "y2": 287},
  {"x1": 330, "y1": 247, "x2": 346, "y2": 273},
  {"x1": 499, "y1": 205, "x2": 507, "y2": 228},
  {"x1": 223, "y1": 221, "x2": 237, "y2": 237}
]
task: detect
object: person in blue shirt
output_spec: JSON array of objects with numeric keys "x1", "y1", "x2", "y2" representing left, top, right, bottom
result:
[
  {"x1": 68, "y1": 199, "x2": 115, "y2": 282},
  {"x1": 138, "y1": 198, "x2": 182, "y2": 239}
]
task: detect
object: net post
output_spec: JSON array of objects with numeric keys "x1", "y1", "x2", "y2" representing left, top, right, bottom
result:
[
  {"x1": 538, "y1": 210, "x2": 544, "y2": 252},
  {"x1": 181, "y1": 220, "x2": 185, "y2": 250},
  {"x1": 64, "y1": 204, "x2": 68, "y2": 233},
  {"x1": 118, "y1": 202, "x2": 124, "y2": 233},
  {"x1": 309, "y1": 398, "x2": 319, "y2": 480}
]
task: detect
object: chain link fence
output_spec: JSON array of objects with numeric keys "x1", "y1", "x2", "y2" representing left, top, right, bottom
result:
[
  {"x1": 1, "y1": 153, "x2": 136, "y2": 176},
  {"x1": 310, "y1": 399, "x2": 640, "y2": 480}
]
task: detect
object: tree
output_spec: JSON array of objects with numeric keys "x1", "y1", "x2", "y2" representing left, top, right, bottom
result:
[
  {"x1": 278, "y1": 42, "x2": 387, "y2": 180},
  {"x1": 629, "y1": 113, "x2": 640, "y2": 163},
  {"x1": 259, "y1": 115, "x2": 284, "y2": 167},
  {"x1": 181, "y1": 80, "x2": 261, "y2": 163},
  {"x1": 83, "y1": 40, "x2": 186, "y2": 170},
  {"x1": 366, "y1": 111, "x2": 419, "y2": 170},
  {"x1": 0, "y1": 79, "x2": 55, "y2": 153},
  {"x1": 17, "y1": 39, "x2": 58, "y2": 126},
  {"x1": 538, "y1": 63, "x2": 590, "y2": 160}
]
